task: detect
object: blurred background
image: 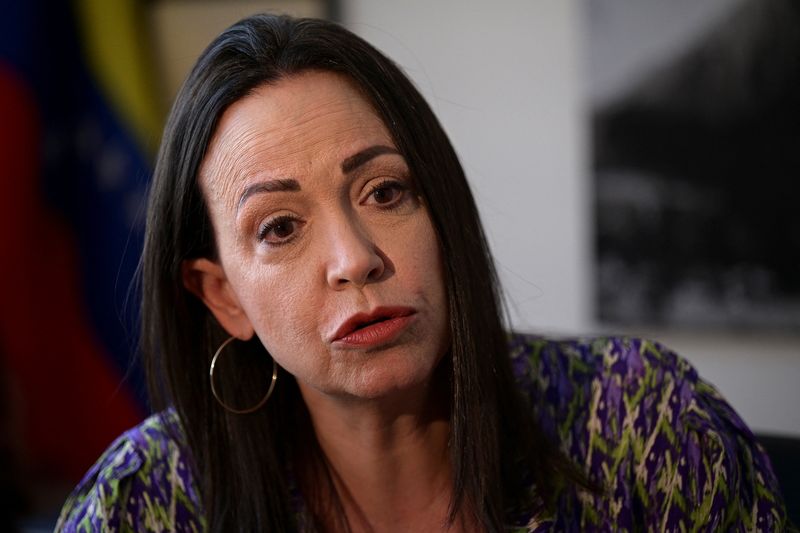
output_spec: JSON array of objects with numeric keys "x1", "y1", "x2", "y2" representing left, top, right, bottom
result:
[{"x1": 1, "y1": 0, "x2": 797, "y2": 529}]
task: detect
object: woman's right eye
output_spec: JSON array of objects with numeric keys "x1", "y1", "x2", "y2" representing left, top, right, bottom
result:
[{"x1": 257, "y1": 215, "x2": 301, "y2": 245}]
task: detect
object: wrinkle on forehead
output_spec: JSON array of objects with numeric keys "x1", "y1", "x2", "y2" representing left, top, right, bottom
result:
[
  {"x1": 198, "y1": 73, "x2": 388, "y2": 214},
  {"x1": 200, "y1": 126, "x2": 263, "y2": 211}
]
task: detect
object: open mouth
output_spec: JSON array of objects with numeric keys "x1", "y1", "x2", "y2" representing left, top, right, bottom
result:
[
  {"x1": 332, "y1": 307, "x2": 417, "y2": 345},
  {"x1": 352, "y1": 316, "x2": 389, "y2": 331}
]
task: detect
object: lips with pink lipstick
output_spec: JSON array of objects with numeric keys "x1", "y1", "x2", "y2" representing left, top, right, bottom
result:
[{"x1": 331, "y1": 306, "x2": 417, "y2": 347}]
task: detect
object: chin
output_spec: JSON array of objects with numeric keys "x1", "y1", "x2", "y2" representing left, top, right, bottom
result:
[{"x1": 336, "y1": 350, "x2": 443, "y2": 401}]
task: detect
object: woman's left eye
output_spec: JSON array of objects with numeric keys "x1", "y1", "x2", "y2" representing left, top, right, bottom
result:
[{"x1": 364, "y1": 180, "x2": 407, "y2": 207}]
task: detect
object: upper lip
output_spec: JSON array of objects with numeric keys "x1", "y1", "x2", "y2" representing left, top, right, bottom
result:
[{"x1": 330, "y1": 306, "x2": 416, "y2": 342}]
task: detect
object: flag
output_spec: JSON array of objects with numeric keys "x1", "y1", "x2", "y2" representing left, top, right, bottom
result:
[{"x1": 0, "y1": 0, "x2": 160, "y2": 481}]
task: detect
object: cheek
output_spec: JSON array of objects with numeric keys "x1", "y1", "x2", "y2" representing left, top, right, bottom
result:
[
  {"x1": 236, "y1": 267, "x2": 321, "y2": 365},
  {"x1": 409, "y1": 218, "x2": 446, "y2": 293},
  {"x1": 419, "y1": 220, "x2": 449, "y2": 331}
]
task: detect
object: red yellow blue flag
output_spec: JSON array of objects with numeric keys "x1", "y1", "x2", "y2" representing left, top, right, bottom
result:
[{"x1": 0, "y1": 0, "x2": 160, "y2": 480}]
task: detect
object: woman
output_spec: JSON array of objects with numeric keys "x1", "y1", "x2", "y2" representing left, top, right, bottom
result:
[{"x1": 57, "y1": 14, "x2": 788, "y2": 532}]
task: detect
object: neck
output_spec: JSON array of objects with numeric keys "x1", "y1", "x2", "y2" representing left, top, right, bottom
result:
[{"x1": 297, "y1": 374, "x2": 475, "y2": 531}]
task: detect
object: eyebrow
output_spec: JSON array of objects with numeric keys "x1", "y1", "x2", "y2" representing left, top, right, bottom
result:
[
  {"x1": 340, "y1": 145, "x2": 400, "y2": 174},
  {"x1": 237, "y1": 178, "x2": 300, "y2": 211},
  {"x1": 235, "y1": 145, "x2": 400, "y2": 212}
]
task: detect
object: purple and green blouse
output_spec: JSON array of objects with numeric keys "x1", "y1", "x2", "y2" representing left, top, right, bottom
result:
[{"x1": 57, "y1": 335, "x2": 791, "y2": 531}]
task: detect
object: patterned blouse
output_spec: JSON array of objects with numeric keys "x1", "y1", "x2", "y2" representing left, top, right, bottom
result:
[{"x1": 56, "y1": 335, "x2": 791, "y2": 531}]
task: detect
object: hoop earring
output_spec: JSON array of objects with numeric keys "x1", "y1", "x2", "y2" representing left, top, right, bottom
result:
[{"x1": 209, "y1": 336, "x2": 278, "y2": 414}]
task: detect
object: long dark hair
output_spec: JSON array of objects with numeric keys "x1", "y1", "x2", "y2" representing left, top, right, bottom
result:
[{"x1": 142, "y1": 14, "x2": 584, "y2": 532}]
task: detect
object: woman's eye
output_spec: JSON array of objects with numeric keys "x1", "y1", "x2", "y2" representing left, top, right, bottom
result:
[
  {"x1": 258, "y1": 215, "x2": 300, "y2": 244},
  {"x1": 365, "y1": 180, "x2": 407, "y2": 207}
]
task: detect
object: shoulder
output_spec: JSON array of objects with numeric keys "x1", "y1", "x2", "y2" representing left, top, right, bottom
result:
[
  {"x1": 509, "y1": 333, "x2": 789, "y2": 531},
  {"x1": 509, "y1": 334, "x2": 686, "y2": 442},
  {"x1": 56, "y1": 409, "x2": 204, "y2": 532},
  {"x1": 510, "y1": 333, "x2": 696, "y2": 398},
  {"x1": 510, "y1": 333, "x2": 734, "y2": 447}
]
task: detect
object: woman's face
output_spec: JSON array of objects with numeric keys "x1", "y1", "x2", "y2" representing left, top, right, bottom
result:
[{"x1": 187, "y1": 70, "x2": 449, "y2": 401}]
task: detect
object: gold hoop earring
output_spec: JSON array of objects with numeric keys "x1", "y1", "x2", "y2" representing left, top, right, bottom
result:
[{"x1": 209, "y1": 336, "x2": 277, "y2": 414}]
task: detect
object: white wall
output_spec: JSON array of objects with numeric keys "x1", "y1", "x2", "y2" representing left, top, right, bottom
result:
[
  {"x1": 342, "y1": 0, "x2": 800, "y2": 436},
  {"x1": 343, "y1": 0, "x2": 591, "y2": 336}
]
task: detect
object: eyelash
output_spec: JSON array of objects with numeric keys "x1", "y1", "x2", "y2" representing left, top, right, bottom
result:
[
  {"x1": 255, "y1": 180, "x2": 411, "y2": 246},
  {"x1": 364, "y1": 179, "x2": 409, "y2": 209},
  {"x1": 257, "y1": 214, "x2": 299, "y2": 245}
]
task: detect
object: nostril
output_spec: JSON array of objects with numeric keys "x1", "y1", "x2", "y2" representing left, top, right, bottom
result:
[
  {"x1": 325, "y1": 232, "x2": 387, "y2": 289},
  {"x1": 367, "y1": 264, "x2": 383, "y2": 280}
]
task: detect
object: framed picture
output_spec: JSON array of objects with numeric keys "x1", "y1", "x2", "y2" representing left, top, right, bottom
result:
[{"x1": 589, "y1": 0, "x2": 800, "y2": 330}]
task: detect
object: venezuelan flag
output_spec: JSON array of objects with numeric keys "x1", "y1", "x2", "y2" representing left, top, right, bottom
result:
[{"x1": 0, "y1": 0, "x2": 160, "y2": 481}]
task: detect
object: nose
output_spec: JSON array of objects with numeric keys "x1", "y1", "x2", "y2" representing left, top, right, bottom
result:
[{"x1": 325, "y1": 220, "x2": 385, "y2": 290}]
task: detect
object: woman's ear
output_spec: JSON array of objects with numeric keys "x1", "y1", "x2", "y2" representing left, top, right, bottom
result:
[{"x1": 181, "y1": 258, "x2": 255, "y2": 340}]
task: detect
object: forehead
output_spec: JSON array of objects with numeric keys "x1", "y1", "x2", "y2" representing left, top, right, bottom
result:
[{"x1": 199, "y1": 70, "x2": 393, "y2": 206}]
